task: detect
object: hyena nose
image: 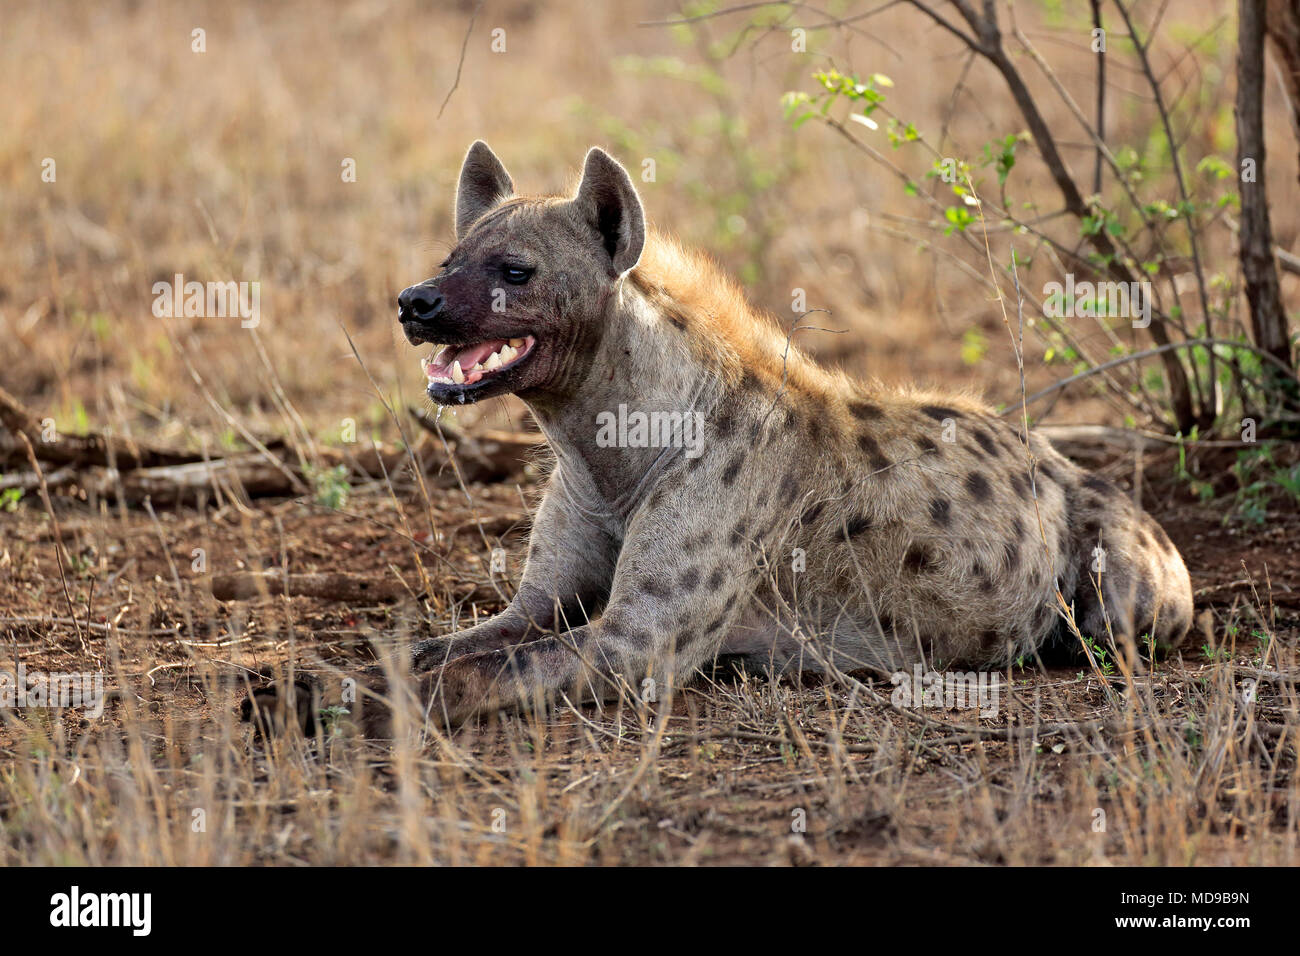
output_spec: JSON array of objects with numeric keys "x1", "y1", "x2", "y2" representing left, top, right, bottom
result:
[{"x1": 397, "y1": 284, "x2": 443, "y2": 326}]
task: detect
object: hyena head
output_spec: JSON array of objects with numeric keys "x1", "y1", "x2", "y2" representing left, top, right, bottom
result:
[{"x1": 398, "y1": 140, "x2": 646, "y2": 406}]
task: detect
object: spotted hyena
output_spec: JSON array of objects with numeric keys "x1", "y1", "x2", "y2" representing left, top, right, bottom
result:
[{"x1": 246, "y1": 141, "x2": 1193, "y2": 735}]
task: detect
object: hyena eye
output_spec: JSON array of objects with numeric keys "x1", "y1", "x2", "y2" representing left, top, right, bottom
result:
[{"x1": 502, "y1": 265, "x2": 533, "y2": 285}]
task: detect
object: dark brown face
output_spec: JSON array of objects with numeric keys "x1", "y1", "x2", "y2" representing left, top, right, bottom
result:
[
  {"x1": 396, "y1": 141, "x2": 645, "y2": 406},
  {"x1": 398, "y1": 204, "x2": 593, "y2": 405}
]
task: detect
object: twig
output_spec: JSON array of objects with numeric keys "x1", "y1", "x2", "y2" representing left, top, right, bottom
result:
[
  {"x1": 1113, "y1": 0, "x2": 1218, "y2": 394},
  {"x1": 210, "y1": 571, "x2": 410, "y2": 603},
  {"x1": 1092, "y1": 0, "x2": 1105, "y2": 194},
  {"x1": 15, "y1": 431, "x2": 87, "y2": 655},
  {"x1": 0, "y1": 384, "x2": 201, "y2": 470},
  {"x1": 1003, "y1": 337, "x2": 1300, "y2": 417},
  {"x1": 438, "y1": 0, "x2": 485, "y2": 119}
]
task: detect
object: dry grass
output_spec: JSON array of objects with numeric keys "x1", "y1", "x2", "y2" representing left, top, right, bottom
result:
[
  {"x1": 2, "y1": 460, "x2": 1296, "y2": 865},
  {"x1": 3, "y1": 600, "x2": 1297, "y2": 865},
  {"x1": 2, "y1": 0, "x2": 1298, "y2": 865}
]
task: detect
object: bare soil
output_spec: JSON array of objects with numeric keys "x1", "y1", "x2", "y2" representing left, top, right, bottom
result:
[{"x1": 2, "y1": 442, "x2": 1297, "y2": 865}]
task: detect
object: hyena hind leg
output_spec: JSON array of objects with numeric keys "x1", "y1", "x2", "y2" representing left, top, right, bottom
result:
[{"x1": 1064, "y1": 478, "x2": 1194, "y2": 660}]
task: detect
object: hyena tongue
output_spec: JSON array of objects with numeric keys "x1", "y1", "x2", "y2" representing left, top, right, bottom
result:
[
  {"x1": 454, "y1": 340, "x2": 506, "y2": 370},
  {"x1": 423, "y1": 340, "x2": 506, "y2": 379}
]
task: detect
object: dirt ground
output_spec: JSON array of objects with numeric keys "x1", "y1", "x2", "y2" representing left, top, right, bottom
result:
[{"x1": 2, "y1": 437, "x2": 1297, "y2": 866}]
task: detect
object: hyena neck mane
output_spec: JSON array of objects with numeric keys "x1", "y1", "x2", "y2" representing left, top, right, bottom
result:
[
  {"x1": 627, "y1": 229, "x2": 830, "y2": 397},
  {"x1": 529, "y1": 228, "x2": 831, "y2": 515}
]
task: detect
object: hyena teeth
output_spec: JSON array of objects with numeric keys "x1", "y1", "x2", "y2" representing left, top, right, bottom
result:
[
  {"x1": 485, "y1": 352, "x2": 502, "y2": 371},
  {"x1": 508, "y1": 338, "x2": 524, "y2": 348},
  {"x1": 451, "y1": 360, "x2": 465, "y2": 384}
]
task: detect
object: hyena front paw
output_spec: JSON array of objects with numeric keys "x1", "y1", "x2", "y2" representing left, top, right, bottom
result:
[
  {"x1": 353, "y1": 663, "x2": 479, "y2": 738},
  {"x1": 240, "y1": 667, "x2": 398, "y2": 740},
  {"x1": 238, "y1": 659, "x2": 494, "y2": 741},
  {"x1": 240, "y1": 674, "x2": 322, "y2": 739}
]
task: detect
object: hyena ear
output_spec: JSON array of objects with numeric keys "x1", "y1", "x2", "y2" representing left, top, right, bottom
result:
[
  {"x1": 455, "y1": 140, "x2": 514, "y2": 239},
  {"x1": 572, "y1": 147, "x2": 645, "y2": 275}
]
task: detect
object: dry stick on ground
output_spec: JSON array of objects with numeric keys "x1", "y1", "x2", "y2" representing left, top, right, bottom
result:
[
  {"x1": 102, "y1": 455, "x2": 298, "y2": 504},
  {"x1": 0, "y1": 465, "x2": 76, "y2": 492},
  {"x1": 209, "y1": 571, "x2": 410, "y2": 603},
  {"x1": 1, "y1": 442, "x2": 537, "y2": 505},
  {"x1": 0, "y1": 384, "x2": 202, "y2": 470},
  {"x1": 1003, "y1": 338, "x2": 1300, "y2": 420},
  {"x1": 222, "y1": 569, "x2": 518, "y2": 618}
]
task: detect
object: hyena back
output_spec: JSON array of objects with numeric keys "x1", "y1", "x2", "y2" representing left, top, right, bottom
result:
[{"x1": 258, "y1": 141, "x2": 1194, "y2": 733}]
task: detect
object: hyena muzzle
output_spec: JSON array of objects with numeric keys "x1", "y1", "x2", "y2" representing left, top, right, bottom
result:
[{"x1": 244, "y1": 141, "x2": 1194, "y2": 737}]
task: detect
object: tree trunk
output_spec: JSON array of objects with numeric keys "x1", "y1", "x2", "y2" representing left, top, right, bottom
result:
[
  {"x1": 1266, "y1": 0, "x2": 1300, "y2": 184},
  {"x1": 1239, "y1": 0, "x2": 1297, "y2": 388}
]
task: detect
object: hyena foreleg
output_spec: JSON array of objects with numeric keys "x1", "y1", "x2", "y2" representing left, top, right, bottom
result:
[
  {"x1": 408, "y1": 485, "x2": 620, "y2": 671},
  {"x1": 244, "y1": 480, "x2": 618, "y2": 736},
  {"x1": 378, "y1": 493, "x2": 757, "y2": 730}
]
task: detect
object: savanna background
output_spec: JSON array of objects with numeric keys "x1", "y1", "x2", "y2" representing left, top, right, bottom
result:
[{"x1": 1, "y1": 0, "x2": 1298, "y2": 865}]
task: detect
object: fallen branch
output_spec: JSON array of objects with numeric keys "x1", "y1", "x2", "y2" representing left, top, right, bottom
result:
[
  {"x1": 0, "y1": 384, "x2": 205, "y2": 470},
  {"x1": 1034, "y1": 424, "x2": 1168, "y2": 455},
  {"x1": 31, "y1": 454, "x2": 299, "y2": 504},
  {"x1": 1002, "y1": 338, "x2": 1300, "y2": 417},
  {"x1": 452, "y1": 512, "x2": 531, "y2": 539},
  {"x1": 209, "y1": 571, "x2": 509, "y2": 605},
  {"x1": 409, "y1": 406, "x2": 546, "y2": 482},
  {"x1": 210, "y1": 571, "x2": 409, "y2": 602},
  {"x1": 1, "y1": 383, "x2": 547, "y2": 506}
]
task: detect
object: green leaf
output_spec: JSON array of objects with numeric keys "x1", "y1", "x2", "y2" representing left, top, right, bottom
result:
[
  {"x1": 1195, "y1": 155, "x2": 1233, "y2": 180},
  {"x1": 961, "y1": 328, "x2": 987, "y2": 366}
]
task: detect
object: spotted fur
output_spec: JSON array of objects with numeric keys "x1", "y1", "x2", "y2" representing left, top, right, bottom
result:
[{"x1": 255, "y1": 142, "x2": 1195, "y2": 734}]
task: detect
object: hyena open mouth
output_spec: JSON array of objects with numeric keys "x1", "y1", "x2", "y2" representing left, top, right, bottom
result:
[{"x1": 422, "y1": 335, "x2": 537, "y2": 397}]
